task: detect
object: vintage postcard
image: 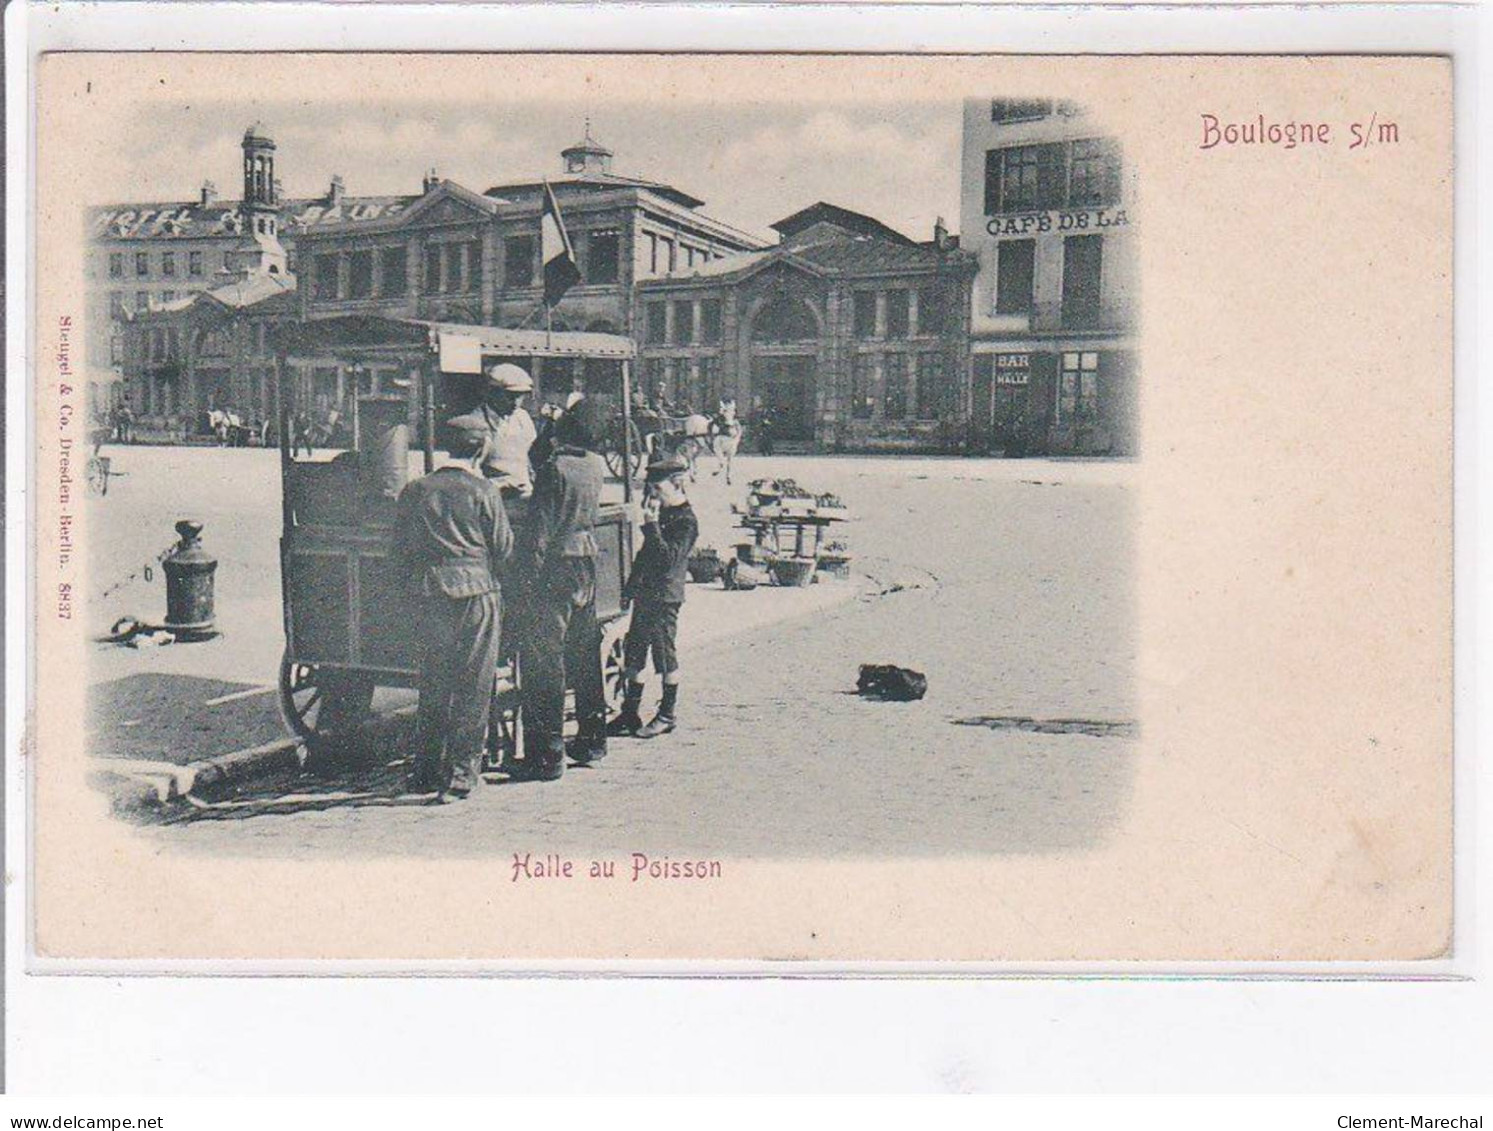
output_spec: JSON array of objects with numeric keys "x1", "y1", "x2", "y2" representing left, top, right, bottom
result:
[{"x1": 28, "y1": 52, "x2": 1452, "y2": 964}]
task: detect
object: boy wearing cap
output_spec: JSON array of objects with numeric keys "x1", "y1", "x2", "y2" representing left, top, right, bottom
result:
[
  {"x1": 391, "y1": 413, "x2": 514, "y2": 800},
  {"x1": 479, "y1": 363, "x2": 538, "y2": 497},
  {"x1": 609, "y1": 454, "x2": 700, "y2": 738}
]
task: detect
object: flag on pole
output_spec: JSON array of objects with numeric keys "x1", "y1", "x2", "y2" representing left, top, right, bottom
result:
[{"x1": 540, "y1": 180, "x2": 582, "y2": 308}]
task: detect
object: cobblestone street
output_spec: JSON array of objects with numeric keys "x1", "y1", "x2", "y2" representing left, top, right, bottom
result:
[{"x1": 86, "y1": 446, "x2": 1135, "y2": 859}]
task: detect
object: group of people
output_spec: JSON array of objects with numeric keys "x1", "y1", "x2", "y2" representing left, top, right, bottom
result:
[{"x1": 390, "y1": 362, "x2": 699, "y2": 801}]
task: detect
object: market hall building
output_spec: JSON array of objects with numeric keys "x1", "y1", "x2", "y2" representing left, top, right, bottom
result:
[
  {"x1": 959, "y1": 98, "x2": 1139, "y2": 455},
  {"x1": 289, "y1": 128, "x2": 763, "y2": 401},
  {"x1": 634, "y1": 202, "x2": 977, "y2": 453}
]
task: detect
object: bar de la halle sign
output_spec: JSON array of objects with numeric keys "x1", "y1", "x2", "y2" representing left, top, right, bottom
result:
[
  {"x1": 994, "y1": 353, "x2": 1030, "y2": 385},
  {"x1": 985, "y1": 207, "x2": 1130, "y2": 237}
]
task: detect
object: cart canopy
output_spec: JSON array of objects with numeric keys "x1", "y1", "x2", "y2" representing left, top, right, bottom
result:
[{"x1": 281, "y1": 315, "x2": 636, "y2": 366}]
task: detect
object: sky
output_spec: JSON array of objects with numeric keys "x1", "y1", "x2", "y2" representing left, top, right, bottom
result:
[{"x1": 107, "y1": 99, "x2": 965, "y2": 242}]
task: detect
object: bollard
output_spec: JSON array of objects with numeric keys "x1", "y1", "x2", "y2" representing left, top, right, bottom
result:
[{"x1": 162, "y1": 519, "x2": 218, "y2": 641}]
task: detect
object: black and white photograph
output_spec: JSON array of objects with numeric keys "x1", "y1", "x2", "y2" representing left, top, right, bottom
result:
[{"x1": 80, "y1": 92, "x2": 1138, "y2": 859}]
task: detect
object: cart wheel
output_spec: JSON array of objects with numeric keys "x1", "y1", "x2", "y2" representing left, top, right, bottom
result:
[
  {"x1": 605, "y1": 419, "x2": 644, "y2": 481},
  {"x1": 85, "y1": 457, "x2": 108, "y2": 498},
  {"x1": 601, "y1": 616, "x2": 631, "y2": 714},
  {"x1": 277, "y1": 651, "x2": 374, "y2": 745}
]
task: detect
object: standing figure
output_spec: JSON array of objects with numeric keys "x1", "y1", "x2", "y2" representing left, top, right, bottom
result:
[
  {"x1": 608, "y1": 454, "x2": 699, "y2": 739},
  {"x1": 292, "y1": 408, "x2": 314, "y2": 458},
  {"x1": 478, "y1": 363, "x2": 538, "y2": 498},
  {"x1": 757, "y1": 405, "x2": 776, "y2": 456},
  {"x1": 514, "y1": 398, "x2": 609, "y2": 781},
  {"x1": 390, "y1": 414, "x2": 515, "y2": 801}
]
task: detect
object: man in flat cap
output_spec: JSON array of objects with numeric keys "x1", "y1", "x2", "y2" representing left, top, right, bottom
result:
[
  {"x1": 608, "y1": 452, "x2": 699, "y2": 739},
  {"x1": 391, "y1": 412, "x2": 514, "y2": 800},
  {"x1": 512, "y1": 396, "x2": 609, "y2": 780},
  {"x1": 478, "y1": 362, "x2": 538, "y2": 497}
]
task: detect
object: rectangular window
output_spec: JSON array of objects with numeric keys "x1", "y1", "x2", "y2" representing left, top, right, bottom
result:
[
  {"x1": 223, "y1": 251, "x2": 233, "y2": 270},
  {"x1": 699, "y1": 299, "x2": 723, "y2": 344},
  {"x1": 853, "y1": 291, "x2": 878, "y2": 339},
  {"x1": 110, "y1": 334, "x2": 123, "y2": 364},
  {"x1": 990, "y1": 99, "x2": 1052, "y2": 123},
  {"x1": 915, "y1": 352, "x2": 946, "y2": 419},
  {"x1": 109, "y1": 252, "x2": 123, "y2": 278},
  {"x1": 465, "y1": 240, "x2": 483, "y2": 292},
  {"x1": 188, "y1": 251, "x2": 203, "y2": 277},
  {"x1": 698, "y1": 355, "x2": 720, "y2": 406},
  {"x1": 425, "y1": 244, "x2": 443, "y2": 292},
  {"x1": 661, "y1": 238, "x2": 676, "y2": 272},
  {"x1": 162, "y1": 290, "x2": 175, "y2": 303},
  {"x1": 646, "y1": 233, "x2": 661, "y2": 275},
  {"x1": 587, "y1": 229, "x2": 620, "y2": 285},
  {"x1": 380, "y1": 246, "x2": 408, "y2": 296},
  {"x1": 994, "y1": 239, "x2": 1036, "y2": 315},
  {"x1": 109, "y1": 292, "x2": 125, "y2": 319},
  {"x1": 916, "y1": 284, "x2": 946, "y2": 335},
  {"x1": 670, "y1": 300, "x2": 693, "y2": 345},
  {"x1": 504, "y1": 236, "x2": 535, "y2": 288},
  {"x1": 1000, "y1": 147, "x2": 1041, "y2": 212},
  {"x1": 314, "y1": 254, "x2": 339, "y2": 301},
  {"x1": 135, "y1": 252, "x2": 150, "y2": 277},
  {"x1": 645, "y1": 301, "x2": 668, "y2": 345},
  {"x1": 135, "y1": 291, "x2": 149, "y2": 312},
  {"x1": 445, "y1": 244, "x2": 464, "y2": 294},
  {"x1": 1058, "y1": 351, "x2": 1101, "y2": 424},
  {"x1": 883, "y1": 354, "x2": 908, "y2": 420},
  {"x1": 643, "y1": 356, "x2": 667, "y2": 395},
  {"x1": 348, "y1": 250, "x2": 374, "y2": 299},
  {"x1": 991, "y1": 144, "x2": 1066, "y2": 214},
  {"x1": 1068, "y1": 138, "x2": 1119, "y2": 207},
  {"x1": 851, "y1": 354, "x2": 875, "y2": 419},
  {"x1": 1061, "y1": 235, "x2": 1104, "y2": 328},
  {"x1": 885, "y1": 290, "x2": 910, "y2": 338},
  {"x1": 161, "y1": 252, "x2": 176, "y2": 278}
]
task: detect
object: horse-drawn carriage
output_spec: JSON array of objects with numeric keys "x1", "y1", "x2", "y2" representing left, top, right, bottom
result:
[
  {"x1": 628, "y1": 400, "x2": 746, "y2": 484},
  {"x1": 274, "y1": 317, "x2": 641, "y2": 763}
]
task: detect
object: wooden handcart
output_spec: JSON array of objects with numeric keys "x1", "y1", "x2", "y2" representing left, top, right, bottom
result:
[{"x1": 275, "y1": 317, "x2": 640, "y2": 764}]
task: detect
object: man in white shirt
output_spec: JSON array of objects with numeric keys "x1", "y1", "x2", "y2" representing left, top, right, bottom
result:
[{"x1": 478, "y1": 363, "x2": 538, "y2": 497}]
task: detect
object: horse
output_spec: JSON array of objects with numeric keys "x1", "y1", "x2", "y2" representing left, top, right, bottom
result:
[{"x1": 706, "y1": 400, "x2": 745, "y2": 484}]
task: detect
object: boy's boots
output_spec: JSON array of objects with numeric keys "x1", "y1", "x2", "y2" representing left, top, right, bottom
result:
[
  {"x1": 606, "y1": 682, "x2": 645, "y2": 737},
  {"x1": 637, "y1": 683, "x2": 678, "y2": 739}
]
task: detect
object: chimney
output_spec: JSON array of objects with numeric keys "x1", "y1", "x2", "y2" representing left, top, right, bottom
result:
[
  {"x1": 423, "y1": 167, "x2": 440, "y2": 194},
  {"x1": 200, "y1": 180, "x2": 218, "y2": 206},
  {"x1": 933, "y1": 216, "x2": 949, "y2": 250},
  {"x1": 327, "y1": 174, "x2": 345, "y2": 205}
]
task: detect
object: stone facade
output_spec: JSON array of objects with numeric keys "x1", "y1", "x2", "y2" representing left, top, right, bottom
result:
[{"x1": 635, "y1": 206, "x2": 977, "y2": 454}]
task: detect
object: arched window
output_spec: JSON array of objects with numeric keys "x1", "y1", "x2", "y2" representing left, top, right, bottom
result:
[{"x1": 751, "y1": 294, "x2": 818, "y2": 343}]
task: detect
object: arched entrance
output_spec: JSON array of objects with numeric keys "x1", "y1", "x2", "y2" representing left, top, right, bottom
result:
[{"x1": 748, "y1": 293, "x2": 820, "y2": 444}]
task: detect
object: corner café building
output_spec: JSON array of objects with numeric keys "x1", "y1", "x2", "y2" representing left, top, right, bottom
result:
[
  {"x1": 634, "y1": 203, "x2": 977, "y2": 453},
  {"x1": 959, "y1": 99, "x2": 1140, "y2": 456}
]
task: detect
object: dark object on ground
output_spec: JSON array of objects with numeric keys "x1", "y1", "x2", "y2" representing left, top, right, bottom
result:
[
  {"x1": 857, "y1": 664, "x2": 928, "y2": 702},
  {"x1": 723, "y1": 558, "x2": 767, "y2": 590},
  {"x1": 687, "y1": 546, "x2": 723, "y2": 584}
]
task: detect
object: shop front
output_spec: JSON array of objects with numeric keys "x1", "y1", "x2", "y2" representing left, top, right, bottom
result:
[{"x1": 970, "y1": 345, "x2": 1135, "y2": 456}]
